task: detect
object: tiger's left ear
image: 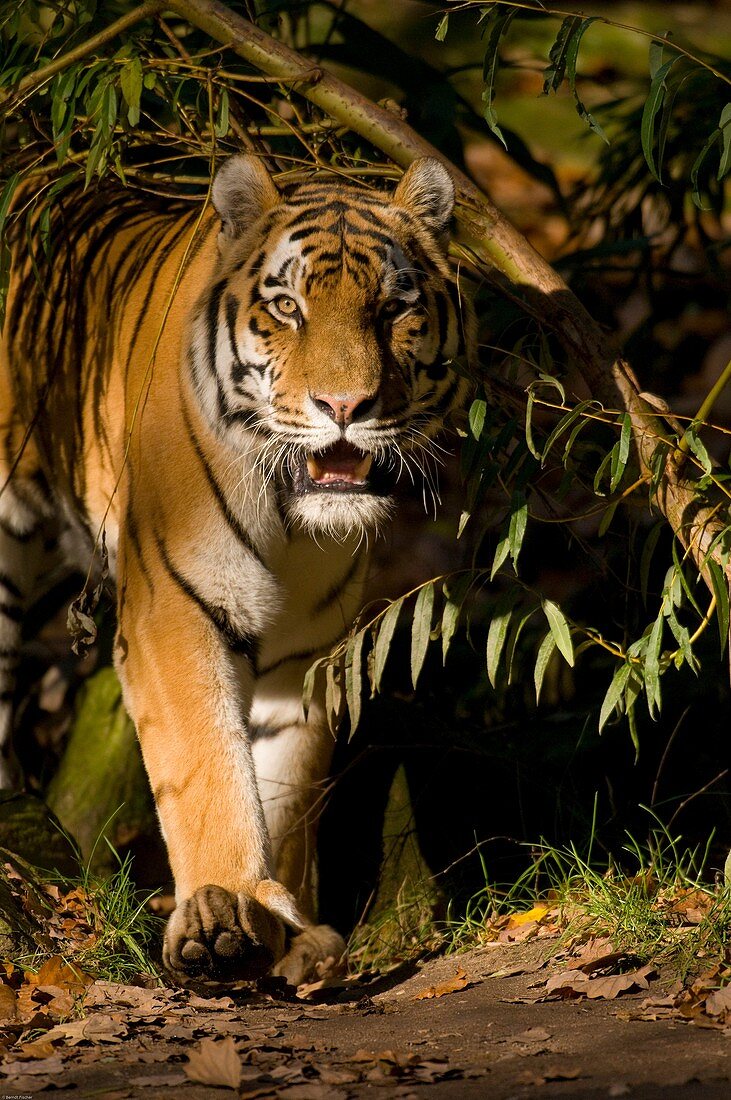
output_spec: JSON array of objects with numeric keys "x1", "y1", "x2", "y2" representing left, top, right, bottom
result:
[
  {"x1": 212, "y1": 155, "x2": 279, "y2": 244},
  {"x1": 392, "y1": 158, "x2": 455, "y2": 239}
]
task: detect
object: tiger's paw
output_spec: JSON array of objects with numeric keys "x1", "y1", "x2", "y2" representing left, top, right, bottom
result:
[
  {"x1": 163, "y1": 880, "x2": 305, "y2": 984},
  {"x1": 273, "y1": 924, "x2": 347, "y2": 988}
]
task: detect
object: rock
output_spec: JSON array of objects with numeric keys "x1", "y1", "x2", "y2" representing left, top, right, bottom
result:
[{"x1": 0, "y1": 792, "x2": 79, "y2": 876}]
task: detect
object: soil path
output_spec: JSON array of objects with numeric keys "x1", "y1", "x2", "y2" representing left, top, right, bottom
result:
[{"x1": 1, "y1": 941, "x2": 728, "y2": 1099}]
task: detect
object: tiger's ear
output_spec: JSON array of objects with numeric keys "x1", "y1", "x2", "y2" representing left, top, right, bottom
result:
[
  {"x1": 392, "y1": 158, "x2": 455, "y2": 238},
  {"x1": 212, "y1": 155, "x2": 279, "y2": 243}
]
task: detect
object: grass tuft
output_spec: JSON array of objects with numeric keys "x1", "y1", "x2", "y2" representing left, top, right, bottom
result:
[{"x1": 445, "y1": 817, "x2": 730, "y2": 980}]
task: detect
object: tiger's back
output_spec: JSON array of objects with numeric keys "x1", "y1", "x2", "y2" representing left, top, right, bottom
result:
[{"x1": 0, "y1": 156, "x2": 473, "y2": 985}]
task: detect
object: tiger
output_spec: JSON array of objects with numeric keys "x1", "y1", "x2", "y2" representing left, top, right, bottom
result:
[{"x1": 0, "y1": 154, "x2": 474, "y2": 985}]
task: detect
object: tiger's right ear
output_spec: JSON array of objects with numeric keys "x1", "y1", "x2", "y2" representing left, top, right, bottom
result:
[{"x1": 212, "y1": 156, "x2": 279, "y2": 244}]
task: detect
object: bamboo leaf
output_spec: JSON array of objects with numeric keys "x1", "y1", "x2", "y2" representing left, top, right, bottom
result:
[
  {"x1": 508, "y1": 494, "x2": 528, "y2": 569},
  {"x1": 505, "y1": 607, "x2": 536, "y2": 685},
  {"x1": 543, "y1": 16, "x2": 582, "y2": 95},
  {"x1": 542, "y1": 599, "x2": 574, "y2": 667},
  {"x1": 345, "y1": 629, "x2": 366, "y2": 737},
  {"x1": 598, "y1": 499, "x2": 618, "y2": 538},
  {"x1": 717, "y1": 103, "x2": 731, "y2": 180},
  {"x1": 373, "y1": 598, "x2": 403, "y2": 691},
  {"x1": 684, "y1": 425, "x2": 713, "y2": 474},
  {"x1": 534, "y1": 632, "x2": 557, "y2": 704},
  {"x1": 442, "y1": 574, "x2": 472, "y2": 663},
  {"x1": 641, "y1": 57, "x2": 676, "y2": 182},
  {"x1": 644, "y1": 613, "x2": 664, "y2": 717},
  {"x1": 215, "y1": 86, "x2": 229, "y2": 138},
  {"x1": 490, "y1": 535, "x2": 510, "y2": 581},
  {"x1": 120, "y1": 56, "x2": 143, "y2": 127},
  {"x1": 469, "y1": 398, "x2": 487, "y2": 440},
  {"x1": 411, "y1": 582, "x2": 435, "y2": 689},
  {"x1": 599, "y1": 662, "x2": 631, "y2": 732},
  {"x1": 609, "y1": 412, "x2": 632, "y2": 491},
  {"x1": 481, "y1": 7, "x2": 517, "y2": 149},
  {"x1": 707, "y1": 559, "x2": 730, "y2": 653},
  {"x1": 435, "y1": 14, "x2": 449, "y2": 42},
  {"x1": 486, "y1": 598, "x2": 515, "y2": 688},
  {"x1": 565, "y1": 17, "x2": 608, "y2": 142}
]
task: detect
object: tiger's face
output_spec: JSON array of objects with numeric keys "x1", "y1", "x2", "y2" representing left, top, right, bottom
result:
[{"x1": 188, "y1": 156, "x2": 472, "y2": 535}]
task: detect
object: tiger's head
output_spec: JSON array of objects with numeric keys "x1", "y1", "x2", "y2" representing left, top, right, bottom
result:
[{"x1": 188, "y1": 155, "x2": 473, "y2": 535}]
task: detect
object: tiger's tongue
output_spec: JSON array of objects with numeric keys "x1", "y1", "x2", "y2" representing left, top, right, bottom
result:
[{"x1": 306, "y1": 441, "x2": 373, "y2": 484}]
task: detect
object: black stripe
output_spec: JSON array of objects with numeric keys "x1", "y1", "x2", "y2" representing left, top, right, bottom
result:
[
  {"x1": 249, "y1": 721, "x2": 291, "y2": 742},
  {"x1": 0, "y1": 602, "x2": 22, "y2": 623},
  {"x1": 257, "y1": 638, "x2": 342, "y2": 678},
  {"x1": 0, "y1": 573, "x2": 23, "y2": 600},
  {"x1": 182, "y1": 402, "x2": 266, "y2": 567},
  {"x1": 156, "y1": 534, "x2": 258, "y2": 661},
  {"x1": 312, "y1": 553, "x2": 363, "y2": 616}
]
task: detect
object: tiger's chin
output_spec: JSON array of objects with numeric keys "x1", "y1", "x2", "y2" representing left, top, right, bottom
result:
[{"x1": 286, "y1": 490, "x2": 394, "y2": 540}]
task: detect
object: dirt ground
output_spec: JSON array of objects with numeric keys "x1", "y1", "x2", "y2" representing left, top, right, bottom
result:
[{"x1": 1, "y1": 938, "x2": 729, "y2": 1100}]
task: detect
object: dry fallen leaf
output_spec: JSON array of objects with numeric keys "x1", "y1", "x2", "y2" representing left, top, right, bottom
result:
[
  {"x1": 516, "y1": 1064, "x2": 582, "y2": 1086},
  {"x1": 415, "y1": 968, "x2": 474, "y2": 1000},
  {"x1": 185, "y1": 1036, "x2": 242, "y2": 1089},
  {"x1": 0, "y1": 984, "x2": 17, "y2": 1021},
  {"x1": 28, "y1": 955, "x2": 94, "y2": 990},
  {"x1": 545, "y1": 964, "x2": 655, "y2": 1001},
  {"x1": 505, "y1": 903, "x2": 551, "y2": 929},
  {"x1": 704, "y1": 986, "x2": 731, "y2": 1018}
]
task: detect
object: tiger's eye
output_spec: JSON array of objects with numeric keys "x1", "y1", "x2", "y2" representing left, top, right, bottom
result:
[
  {"x1": 382, "y1": 298, "x2": 406, "y2": 318},
  {"x1": 275, "y1": 295, "x2": 299, "y2": 316}
]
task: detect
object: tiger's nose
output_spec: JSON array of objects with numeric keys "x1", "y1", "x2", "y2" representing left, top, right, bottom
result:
[{"x1": 312, "y1": 392, "x2": 378, "y2": 427}]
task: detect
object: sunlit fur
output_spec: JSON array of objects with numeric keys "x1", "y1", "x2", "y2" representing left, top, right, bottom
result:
[{"x1": 0, "y1": 157, "x2": 474, "y2": 984}]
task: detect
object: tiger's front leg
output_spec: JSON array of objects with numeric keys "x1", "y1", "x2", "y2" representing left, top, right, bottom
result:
[{"x1": 115, "y1": 534, "x2": 306, "y2": 985}]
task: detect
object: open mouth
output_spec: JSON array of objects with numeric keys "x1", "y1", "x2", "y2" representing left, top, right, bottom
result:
[{"x1": 292, "y1": 440, "x2": 378, "y2": 495}]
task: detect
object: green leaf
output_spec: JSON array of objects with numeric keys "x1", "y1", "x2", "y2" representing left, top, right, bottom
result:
[
  {"x1": 599, "y1": 662, "x2": 631, "y2": 732},
  {"x1": 717, "y1": 103, "x2": 731, "y2": 180},
  {"x1": 302, "y1": 655, "x2": 326, "y2": 720},
  {"x1": 345, "y1": 629, "x2": 366, "y2": 737},
  {"x1": 490, "y1": 535, "x2": 510, "y2": 581},
  {"x1": 641, "y1": 57, "x2": 676, "y2": 182},
  {"x1": 534, "y1": 632, "x2": 557, "y2": 704},
  {"x1": 707, "y1": 559, "x2": 730, "y2": 654},
  {"x1": 644, "y1": 613, "x2": 664, "y2": 717},
  {"x1": 411, "y1": 582, "x2": 435, "y2": 689},
  {"x1": 508, "y1": 494, "x2": 528, "y2": 569},
  {"x1": 442, "y1": 574, "x2": 472, "y2": 663},
  {"x1": 469, "y1": 398, "x2": 487, "y2": 440},
  {"x1": 120, "y1": 56, "x2": 143, "y2": 127},
  {"x1": 609, "y1": 413, "x2": 632, "y2": 492},
  {"x1": 481, "y1": 8, "x2": 517, "y2": 149},
  {"x1": 325, "y1": 660, "x2": 340, "y2": 730},
  {"x1": 543, "y1": 16, "x2": 582, "y2": 95},
  {"x1": 598, "y1": 500, "x2": 618, "y2": 538},
  {"x1": 373, "y1": 598, "x2": 403, "y2": 692},
  {"x1": 435, "y1": 14, "x2": 449, "y2": 42},
  {"x1": 486, "y1": 597, "x2": 515, "y2": 688},
  {"x1": 542, "y1": 599, "x2": 574, "y2": 667},
  {"x1": 683, "y1": 425, "x2": 713, "y2": 474},
  {"x1": 505, "y1": 607, "x2": 536, "y2": 685},
  {"x1": 214, "y1": 87, "x2": 229, "y2": 138}
]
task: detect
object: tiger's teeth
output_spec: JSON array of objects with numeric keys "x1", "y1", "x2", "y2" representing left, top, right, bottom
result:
[
  {"x1": 353, "y1": 455, "x2": 373, "y2": 480},
  {"x1": 307, "y1": 456, "x2": 323, "y2": 480}
]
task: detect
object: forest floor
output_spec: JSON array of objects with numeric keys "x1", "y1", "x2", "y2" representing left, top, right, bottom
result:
[{"x1": 1, "y1": 936, "x2": 729, "y2": 1100}]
